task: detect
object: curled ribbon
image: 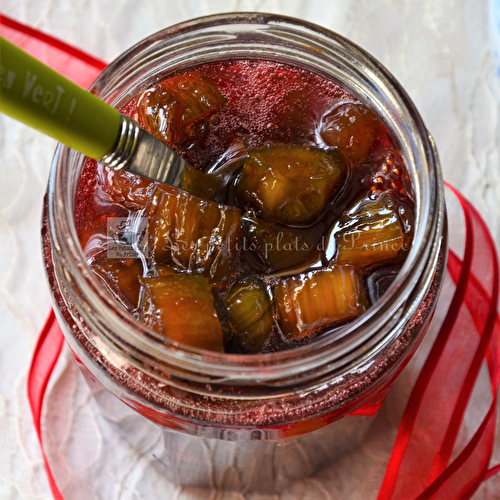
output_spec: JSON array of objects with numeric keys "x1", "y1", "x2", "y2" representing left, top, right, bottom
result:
[
  {"x1": 378, "y1": 184, "x2": 500, "y2": 500},
  {"x1": 2, "y1": 14, "x2": 499, "y2": 500}
]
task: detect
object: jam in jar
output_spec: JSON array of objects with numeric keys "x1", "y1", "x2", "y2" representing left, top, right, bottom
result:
[{"x1": 75, "y1": 59, "x2": 416, "y2": 355}]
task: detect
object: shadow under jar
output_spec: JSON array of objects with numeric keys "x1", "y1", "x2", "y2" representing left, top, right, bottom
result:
[{"x1": 42, "y1": 13, "x2": 447, "y2": 494}]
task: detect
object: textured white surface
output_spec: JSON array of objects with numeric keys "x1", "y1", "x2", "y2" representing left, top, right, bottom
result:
[{"x1": 0, "y1": 0, "x2": 499, "y2": 499}]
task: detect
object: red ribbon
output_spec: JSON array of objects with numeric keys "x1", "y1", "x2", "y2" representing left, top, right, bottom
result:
[
  {"x1": 378, "y1": 183, "x2": 500, "y2": 499},
  {"x1": 3, "y1": 13, "x2": 499, "y2": 500},
  {"x1": 27, "y1": 310, "x2": 65, "y2": 500}
]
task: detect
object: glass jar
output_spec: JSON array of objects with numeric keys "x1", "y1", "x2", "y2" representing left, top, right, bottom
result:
[{"x1": 42, "y1": 12, "x2": 446, "y2": 493}]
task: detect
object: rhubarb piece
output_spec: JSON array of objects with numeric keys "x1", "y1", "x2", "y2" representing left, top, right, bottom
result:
[
  {"x1": 148, "y1": 184, "x2": 241, "y2": 283},
  {"x1": 102, "y1": 167, "x2": 157, "y2": 210},
  {"x1": 242, "y1": 216, "x2": 323, "y2": 274},
  {"x1": 140, "y1": 273, "x2": 224, "y2": 352},
  {"x1": 181, "y1": 145, "x2": 246, "y2": 202},
  {"x1": 223, "y1": 277, "x2": 273, "y2": 352},
  {"x1": 320, "y1": 102, "x2": 383, "y2": 165},
  {"x1": 180, "y1": 163, "x2": 222, "y2": 201},
  {"x1": 235, "y1": 145, "x2": 344, "y2": 225},
  {"x1": 149, "y1": 264, "x2": 177, "y2": 279},
  {"x1": 138, "y1": 72, "x2": 226, "y2": 147},
  {"x1": 274, "y1": 265, "x2": 365, "y2": 341},
  {"x1": 335, "y1": 192, "x2": 405, "y2": 267},
  {"x1": 91, "y1": 257, "x2": 143, "y2": 308}
]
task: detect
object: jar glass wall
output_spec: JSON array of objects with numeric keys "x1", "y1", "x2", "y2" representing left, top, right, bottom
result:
[{"x1": 42, "y1": 13, "x2": 446, "y2": 492}]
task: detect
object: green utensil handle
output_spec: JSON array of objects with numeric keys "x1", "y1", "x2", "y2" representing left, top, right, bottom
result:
[{"x1": 0, "y1": 36, "x2": 121, "y2": 159}]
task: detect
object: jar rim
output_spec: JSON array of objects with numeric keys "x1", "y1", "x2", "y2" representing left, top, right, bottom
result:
[{"x1": 47, "y1": 12, "x2": 445, "y2": 382}]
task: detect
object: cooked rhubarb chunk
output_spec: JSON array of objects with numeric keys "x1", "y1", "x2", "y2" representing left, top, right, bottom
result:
[
  {"x1": 180, "y1": 163, "x2": 222, "y2": 201},
  {"x1": 148, "y1": 185, "x2": 241, "y2": 283},
  {"x1": 334, "y1": 192, "x2": 405, "y2": 267},
  {"x1": 102, "y1": 167, "x2": 157, "y2": 210},
  {"x1": 223, "y1": 278, "x2": 273, "y2": 352},
  {"x1": 242, "y1": 216, "x2": 323, "y2": 274},
  {"x1": 150, "y1": 264, "x2": 178, "y2": 279},
  {"x1": 140, "y1": 273, "x2": 224, "y2": 352},
  {"x1": 138, "y1": 72, "x2": 226, "y2": 147},
  {"x1": 181, "y1": 147, "x2": 246, "y2": 202},
  {"x1": 274, "y1": 265, "x2": 365, "y2": 341},
  {"x1": 235, "y1": 145, "x2": 344, "y2": 225},
  {"x1": 320, "y1": 102, "x2": 383, "y2": 165},
  {"x1": 91, "y1": 257, "x2": 143, "y2": 308}
]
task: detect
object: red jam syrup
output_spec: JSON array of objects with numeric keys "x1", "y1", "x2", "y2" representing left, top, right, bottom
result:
[{"x1": 75, "y1": 60, "x2": 415, "y2": 354}]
